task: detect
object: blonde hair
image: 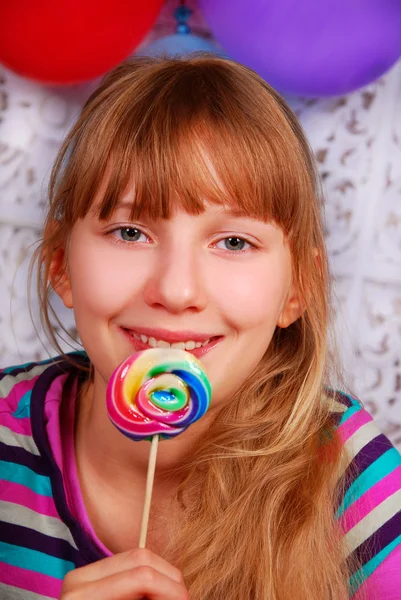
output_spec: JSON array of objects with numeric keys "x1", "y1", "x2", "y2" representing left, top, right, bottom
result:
[{"x1": 34, "y1": 55, "x2": 363, "y2": 599}]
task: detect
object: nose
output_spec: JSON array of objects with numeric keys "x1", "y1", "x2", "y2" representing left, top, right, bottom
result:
[{"x1": 143, "y1": 241, "x2": 207, "y2": 314}]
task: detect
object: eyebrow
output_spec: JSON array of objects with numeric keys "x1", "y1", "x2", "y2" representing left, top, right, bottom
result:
[
  {"x1": 112, "y1": 201, "x2": 252, "y2": 217},
  {"x1": 91, "y1": 200, "x2": 133, "y2": 217},
  {"x1": 95, "y1": 199, "x2": 271, "y2": 229},
  {"x1": 109, "y1": 201, "x2": 135, "y2": 212},
  {"x1": 216, "y1": 207, "x2": 253, "y2": 218}
]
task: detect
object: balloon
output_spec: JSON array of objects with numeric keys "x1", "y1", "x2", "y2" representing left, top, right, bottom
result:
[
  {"x1": 139, "y1": 4, "x2": 222, "y2": 58},
  {"x1": 198, "y1": 0, "x2": 401, "y2": 97},
  {"x1": 139, "y1": 33, "x2": 221, "y2": 58},
  {"x1": 0, "y1": 0, "x2": 164, "y2": 85}
]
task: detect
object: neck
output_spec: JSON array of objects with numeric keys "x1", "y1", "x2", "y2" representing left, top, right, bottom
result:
[{"x1": 74, "y1": 376, "x2": 212, "y2": 553}]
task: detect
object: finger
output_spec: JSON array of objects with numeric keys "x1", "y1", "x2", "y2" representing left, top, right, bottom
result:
[
  {"x1": 61, "y1": 565, "x2": 189, "y2": 600},
  {"x1": 62, "y1": 548, "x2": 184, "y2": 588}
]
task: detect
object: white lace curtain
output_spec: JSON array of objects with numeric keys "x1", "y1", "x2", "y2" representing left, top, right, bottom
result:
[{"x1": 1, "y1": 1, "x2": 400, "y2": 449}]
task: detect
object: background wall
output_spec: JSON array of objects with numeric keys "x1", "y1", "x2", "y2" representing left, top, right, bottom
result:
[{"x1": 1, "y1": 0, "x2": 400, "y2": 448}]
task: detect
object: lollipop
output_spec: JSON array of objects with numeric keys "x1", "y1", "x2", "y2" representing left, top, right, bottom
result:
[
  {"x1": 106, "y1": 348, "x2": 212, "y2": 547},
  {"x1": 106, "y1": 348, "x2": 212, "y2": 441}
]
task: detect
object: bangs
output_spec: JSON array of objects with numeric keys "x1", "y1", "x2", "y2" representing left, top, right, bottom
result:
[{"x1": 62, "y1": 57, "x2": 317, "y2": 239}]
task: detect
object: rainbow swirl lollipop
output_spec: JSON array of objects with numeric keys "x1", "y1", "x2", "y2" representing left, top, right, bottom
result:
[{"x1": 106, "y1": 348, "x2": 212, "y2": 441}]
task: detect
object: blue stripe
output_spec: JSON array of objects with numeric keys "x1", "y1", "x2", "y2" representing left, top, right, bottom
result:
[
  {"x1": 173, "y1": 370, "x2": 209, "y2": 421},
  {"x1": 0, "y1": 540, "x2": 74, "y2": 580},
  {"x1": 337, "y1": 448, "x2": 401, "y2": 518},
  {"x1": 338, "y1": 398, "x2": 362, "y2": 426},
  {"x1": 1, "y1": 357, "x2": 54, "y2": 374},
  {"x1": 12, "y1": 391, "x2": 32, "y2": 419},
  {"x1": 1, "y1": 363, "x2": 33, "y2": 374},
  {"x1": 350, "y1": 533, "x2": 401, "y2": 596},
  {"x1": 1, "y1": 521, "x2": 79, "y2": 566},
  {"x1": 0, "y1": 442, "x2": 45, "y2": 475},
  {"x1": 0, "y1": 460, "x2": 52, "y2": 497},
  {"x1": 0, "y1": 351, "x2": 87, "y2": 379}
]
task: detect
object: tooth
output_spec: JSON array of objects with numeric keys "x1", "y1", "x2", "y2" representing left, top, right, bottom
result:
[
  {"x1": 171, "y1": 342, "x2": 185, "y2": 350},
  {"x1": 184, "y1": 341, "x2": 196, "y2": 350},
  {"x1": 133, "y1": 332, "x2": 141, "y2": 340},
  {"x1": 195, "y1": 342, "x2": 202, "y2": 348},
  {"x1": 156, "y1": 340, "x2": 171, "y2": 348},
  {"x1": 201, "y1": 338, "x2": 210, "y2": 347},
  {"x1": 140, "y1": 334, "x2": 148, "y2": 343},
  {"x1": 148, "y1": 337, "x2": 157, "y2": 348}
]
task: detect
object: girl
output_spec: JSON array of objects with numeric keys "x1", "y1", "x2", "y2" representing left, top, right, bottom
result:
[{"x1": 1, "y1": 55, "x2": 400, "y2": 600}]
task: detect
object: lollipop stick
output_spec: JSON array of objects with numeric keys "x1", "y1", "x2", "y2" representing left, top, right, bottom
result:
[{"x1": 139, "y1": 434, "x2": 159, "y2": 548}]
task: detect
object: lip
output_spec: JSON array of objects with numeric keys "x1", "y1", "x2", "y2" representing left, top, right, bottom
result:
[
  {"x1": 120, "y1": 327, "x2": 223, "y2": 359},
  {"x1": 121, "y1": 326, "x2": 217, "y2": 344}
]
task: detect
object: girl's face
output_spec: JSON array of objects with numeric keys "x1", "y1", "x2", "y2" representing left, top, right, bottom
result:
[{"x1": 55, "y1": 188, "x2": 302, "y2": 410}]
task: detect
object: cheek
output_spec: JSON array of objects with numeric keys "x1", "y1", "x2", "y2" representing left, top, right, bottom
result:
[
  {"x1": 67, "y1": 241, "x2": 147, "y2": 317},
  {"x1": 212, "y1": 259, "x2": 290, "y2": 330}
]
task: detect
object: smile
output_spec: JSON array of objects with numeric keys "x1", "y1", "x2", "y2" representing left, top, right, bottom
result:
[
  {"x1": 121, "y1": 328, "x2": 222, "y2": 358},
  {"x1": 129, "y1": 332, "x2": 212, "y2": 350}
]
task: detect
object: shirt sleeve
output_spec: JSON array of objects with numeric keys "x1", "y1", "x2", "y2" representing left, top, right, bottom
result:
[{"x1": 335, "y1": 395, "x2": 401, "y2": 599}]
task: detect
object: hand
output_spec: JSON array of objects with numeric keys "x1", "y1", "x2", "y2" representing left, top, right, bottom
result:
[{"x1": 60, "y1": 548, "x2": 189, "y2": 599}]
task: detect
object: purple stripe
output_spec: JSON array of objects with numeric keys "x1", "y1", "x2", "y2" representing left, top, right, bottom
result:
[
  {"x1": 339, "y1": 434, "x2": 393, "y2": 500},
  {"x1": 350, "y1": 509, "x2": 401, "y2": 574},
  {"x1": 329, "y1": 411, "x2": 344, "y2": 428},
  {"x1": 1, "y1": 521, "x2": 80, "y2": 565},
  {"x1": 0, "y1": 368, "x2": 26, "y2": 380},
  {"x1": 0, "y1": 364, "x2": 39, "y2": 380},
  {"x1": 352, "y1": 435, "x2": 394, "y2": 473},
  {"x1": 0, "y1": 441, "x2": 48, "y2": 476},
  {"x1": 334, "y1": 391, "x2": 354, "y2": 409},
  {"x1": 30, "y1": 355, "x2": 105, "y2": 566},
  {"x1": 327, "y1": 390, "x2": 354, "y2": 427}
]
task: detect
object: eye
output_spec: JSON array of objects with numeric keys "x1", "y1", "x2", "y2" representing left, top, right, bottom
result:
[
  {"x1": 110, "y1": 227, "x2": 149, "y2": 243},
  {"x1": 215, "y1": 237, "x2": 251, "y2": 252}
]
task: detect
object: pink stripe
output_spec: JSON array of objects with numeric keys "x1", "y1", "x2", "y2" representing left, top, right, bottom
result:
[
  {"x1": 0, "y1": 412, "x2": 32, "y2": 436},
  {"x1": 0, "y1": 561, "x2": 61, "y2": 597},
  {"x1": 340, "y1": 464, "x2": 401, "y2": 533},
  {"x1": 62, "y1": 378, "x2": 112, "y2": 557},
  {"x1": 0, "y1": 376, "x2": 39, "y2": 409},
  {"x1": 352, "y1": 544, "x2": 401, "y2": 599},
  {"x1": 336, "y1": 408, "x2": 372, "y2": 444},
  {"x1": 2, "y1": 481, "x2": 59, "y2": 518},
  {"x1": 44, "y1": 373, "x2": 69, "y2": 471}
]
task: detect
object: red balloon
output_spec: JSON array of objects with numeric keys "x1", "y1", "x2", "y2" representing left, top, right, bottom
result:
[{"x1": 0, "y1": 0, "x2": 164, "y2": 84}]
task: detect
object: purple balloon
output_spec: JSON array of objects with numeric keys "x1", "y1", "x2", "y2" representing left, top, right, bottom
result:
[{"x1": 198, "y1": 0, "x2": 401, "y2": 96}]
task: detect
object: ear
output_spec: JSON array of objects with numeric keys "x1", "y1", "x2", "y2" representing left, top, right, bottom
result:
[
  {"x1": 49, "y1": 248, "x2": 73, "y2": 309},
  {"x1": 276, "y1": 283, "x2": 304, "y2": 329},
  {"x1": 277, "y1": 247, "x2": 322, "y2": 328}
]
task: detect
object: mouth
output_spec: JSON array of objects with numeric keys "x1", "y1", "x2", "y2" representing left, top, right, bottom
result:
[{"x1": 120, "y1": 327, "x2": 223, "y2": 358}]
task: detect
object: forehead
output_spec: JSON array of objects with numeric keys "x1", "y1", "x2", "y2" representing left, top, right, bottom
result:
[
  {"x1": 91, "y1": 197, "x2": 280, "y2": 242},
  {"x1": 88, "y1": 148, "x2": 279, "y2": 227},
  {"x1": 95, "y1": 196, "x2": 255, "y2": 221},
  {"x1": 78, "y1": 103, "x2": 293, "y2": 224},
  {"x1": 61, "y1": 57, "x2": 317, "y2": 245}
]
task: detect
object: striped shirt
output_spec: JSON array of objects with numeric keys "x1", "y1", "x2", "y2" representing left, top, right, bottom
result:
[{"x1": 0, "y1": 353, "x2": 400, "y2": 599}]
